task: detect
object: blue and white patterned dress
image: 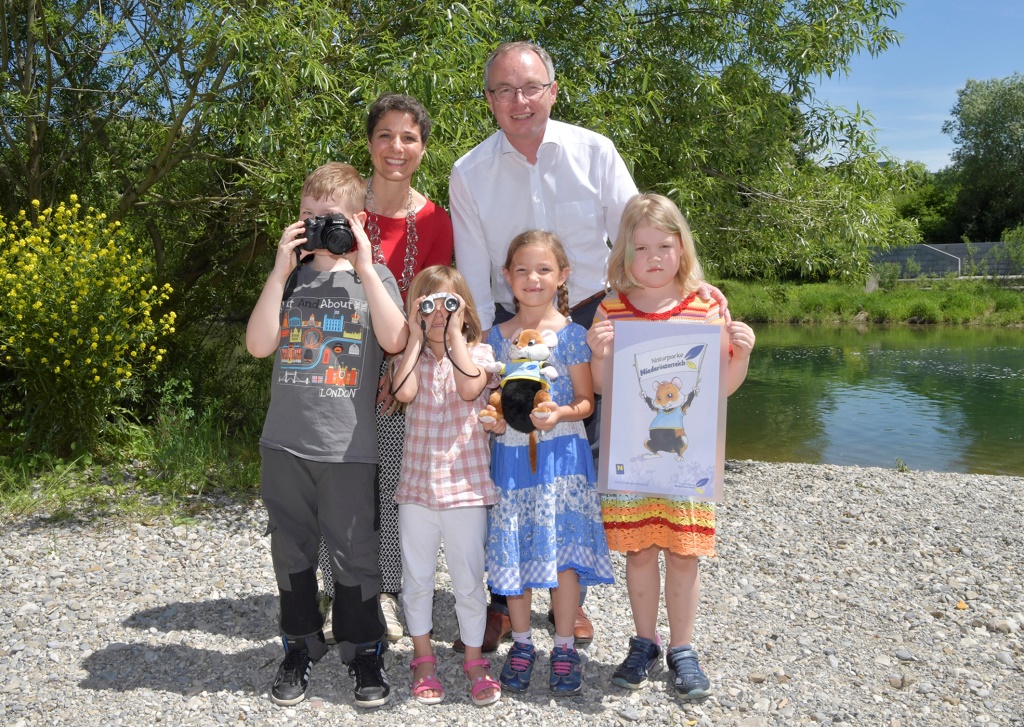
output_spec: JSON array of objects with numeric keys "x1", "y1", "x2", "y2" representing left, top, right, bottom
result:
[{"x1": 485, "y1": 323, "x2": 615, "y2": 595}]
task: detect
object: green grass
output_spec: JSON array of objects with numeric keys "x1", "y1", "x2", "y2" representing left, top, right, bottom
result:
[
  {"x1": 0, "y1": 400, "x2": 261, "y2": 523},
  {"x1": 723, "y1": 279, "x2": 1024, "y2": 326}
]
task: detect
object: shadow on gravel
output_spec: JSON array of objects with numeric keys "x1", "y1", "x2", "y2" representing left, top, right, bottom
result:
[
  {"x1": 79, "y1": 640, "x2": 616, "y2": 714},
  {"x1": 124, "y1": 594, "x2": 278, "y2": 636},
  {"x1": 79, "y1": 641, "x2": 280, "y2": 696},
  {"x1": 91, "y1": 589, "x2": 614, "y2": 713}
]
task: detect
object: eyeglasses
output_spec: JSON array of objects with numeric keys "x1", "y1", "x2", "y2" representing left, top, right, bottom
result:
[{"x1": 487, "y1": 82, "x2": 554, "y2": 104}]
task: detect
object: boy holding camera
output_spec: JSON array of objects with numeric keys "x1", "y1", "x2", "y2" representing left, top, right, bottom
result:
[{"x1": 246, "y1": 162, "x2": 408, "y2": 708}]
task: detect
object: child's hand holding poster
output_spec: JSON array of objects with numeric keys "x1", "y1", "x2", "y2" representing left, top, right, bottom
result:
[{"x1": 597, "y1": 320, "x2": 728, "y2": 502}]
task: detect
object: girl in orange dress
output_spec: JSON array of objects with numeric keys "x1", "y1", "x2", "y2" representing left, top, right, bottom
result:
[{"x1": 588, "y1": 193, "x2": 755, "y2": 700}]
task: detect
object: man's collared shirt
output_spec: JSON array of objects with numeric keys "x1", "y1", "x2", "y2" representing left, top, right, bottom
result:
[{"x1": 451, "y1": 119, "x2": 638, "y2": 329}]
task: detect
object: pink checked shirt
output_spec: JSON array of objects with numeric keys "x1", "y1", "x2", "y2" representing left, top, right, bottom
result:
[{"x1": 395, "y1": 343, "x2": 499, "y2": 510}]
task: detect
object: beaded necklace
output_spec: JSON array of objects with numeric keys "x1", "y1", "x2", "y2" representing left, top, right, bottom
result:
[{"x1": 364, "y1": 177, "x2": 419, "y2": 292}]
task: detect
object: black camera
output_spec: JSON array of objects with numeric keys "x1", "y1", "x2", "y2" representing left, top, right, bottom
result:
[
  {"x1": 303, "y1": 214, "x2": 355, "y2": 255},
  {"x1": 419, "y1": 293, "x2": 460, "y2": 315}
]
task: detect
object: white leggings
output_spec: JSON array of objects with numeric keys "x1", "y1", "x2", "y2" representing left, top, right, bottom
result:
[{"x1": 398, "y1": 503, "x2": 488, "y2": 647}]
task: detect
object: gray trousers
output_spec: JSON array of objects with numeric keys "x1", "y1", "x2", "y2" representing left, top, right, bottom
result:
[{"x1": 260, "y1": 447, "x2": 385, "y2": 661}]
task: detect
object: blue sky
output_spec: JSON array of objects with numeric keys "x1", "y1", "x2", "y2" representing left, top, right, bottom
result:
[{"x1": 814, "y1": 0, "x2": 1023, "y2": 171}]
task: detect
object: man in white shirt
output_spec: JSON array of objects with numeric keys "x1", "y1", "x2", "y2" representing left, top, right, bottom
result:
[
  {"x1": 450, "y1": 40, "x2": 635, "y2": 654},
  {"x1": 450, "y1": 41, "x2": 638, "y2": 331}
]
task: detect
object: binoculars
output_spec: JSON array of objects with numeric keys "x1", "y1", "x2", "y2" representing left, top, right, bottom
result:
[{"x1": 419, "y1": 293, "x2": 460, "y2": 315}]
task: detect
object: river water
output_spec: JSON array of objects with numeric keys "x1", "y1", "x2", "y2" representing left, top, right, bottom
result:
[{"x1": 725, "y1": 325, "x2": 1024, "y2": 476}]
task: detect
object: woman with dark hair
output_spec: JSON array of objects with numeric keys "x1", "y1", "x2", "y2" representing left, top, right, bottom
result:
[
  {"x1": 319, "y1": 93, "x2": 454, "y2": 643},
  {"x1": 362, "y1": 93, "x2": 454, "y2": 292}
]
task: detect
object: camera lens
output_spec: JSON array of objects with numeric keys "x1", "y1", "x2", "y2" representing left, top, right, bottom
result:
[{"x1": 322, "y1": 217, "x2": 355, "y2": 255}]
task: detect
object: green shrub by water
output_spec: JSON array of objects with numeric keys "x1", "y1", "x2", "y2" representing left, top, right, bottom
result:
[{"x1": 723, "y1": 279, "x2": 1024, "y2": 326}]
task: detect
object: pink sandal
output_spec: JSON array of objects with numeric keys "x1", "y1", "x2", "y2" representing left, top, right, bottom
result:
[
  {"x1": 463, "y1": 658, "x2": 501, "y2": 706},
  {"x1": 410, "y1": 654, "x2": 444, "y2": 705}
]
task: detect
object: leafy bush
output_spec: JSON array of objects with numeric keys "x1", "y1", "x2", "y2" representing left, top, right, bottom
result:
[
  {"x1": 938, "y1": 285, "x2": 989, "y2": 323},
  {"x1": 1000, "y1": 223, "x2": 1024, "y2": 275},
  {"x1": 875, "y1": 262, "x2": 902, "y2": 291},
  {"x1": 0, "y1": 198, "x2": 176, "y2": 454},
  {"x1": 906, "y1": 300, "x2": 940, "y2": 324},
  {"x1": 144, "y1": 378, "x2": 261, "y2": 498}
]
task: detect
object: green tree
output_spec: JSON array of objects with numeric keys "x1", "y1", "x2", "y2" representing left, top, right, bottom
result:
[
  {"x1": 4, "y1": 0, "x2": 914, "y2": 289},
  {"x1": 594, "y1": 2, "x2": 919, "y2": 280},
  {"x1": 943, "y1": 73, "x2": 1024, "y2": 241},
  {"x1": 894, "y1": 163, "x2": 960, "y2": 244},
  {"x1": 2, "y1": 0, "x2": 917, "y2": 419}
]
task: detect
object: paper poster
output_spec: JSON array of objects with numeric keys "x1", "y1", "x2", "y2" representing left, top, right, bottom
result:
[{"x1": 598, "y1": 320, "x2": 728, "y2": 502}]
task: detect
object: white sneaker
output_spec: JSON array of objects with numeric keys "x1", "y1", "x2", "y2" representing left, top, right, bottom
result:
[{"x1": 380, "y1": 593, "x2": 403, "y2": 642}]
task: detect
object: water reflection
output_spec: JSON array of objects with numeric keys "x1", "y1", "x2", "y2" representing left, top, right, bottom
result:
[{"x1": 726, "y1": 325, "x2": 1024, "y2": 476}]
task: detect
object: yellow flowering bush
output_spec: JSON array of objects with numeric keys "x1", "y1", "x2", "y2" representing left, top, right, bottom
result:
[{"x1": 0, "y1": 197, "x2": 176, "y2": 454}]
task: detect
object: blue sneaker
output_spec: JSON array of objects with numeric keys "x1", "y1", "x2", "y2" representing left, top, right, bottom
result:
[
  {"x1": 499, "y1": 642, "x2": 537, "y2": 693},
  {"x1": 666, "y1": 646, "x2": 711, "y2": 700},
  {"x1": 612, "y1": 636, "x2": 662, "y2": 689},
  {"x1": 549, "y1": 645, "x2": 583, "y2": 696}
]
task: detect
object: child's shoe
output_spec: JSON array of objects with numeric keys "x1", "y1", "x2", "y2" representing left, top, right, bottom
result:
[
  {"x1": 271, "y1": 632, "x2": 329, "y2": 706},
  {"x1": 349, "y1": 641, "x2": 391, "y2": 708},
  {"x1": 463, "y1": 658, "x2": 501, "y2": 706},
  {"x1": 410, "y1": 654, "x2": 444, "y2": 705},
  {"x1": 499, "y1": 641, "x2": 537, "y2": 693},
  {"x1": 548, "y1": 645, "x2": 583, "y2": 696},
  {"x1": 666, "y1": 646, "x2": 711, "y2": 701},
  {"x1": 611, "y1": 636, "x2": 662, "y2": 690}
]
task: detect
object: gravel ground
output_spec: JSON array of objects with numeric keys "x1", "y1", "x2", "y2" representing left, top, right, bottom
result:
[{"x1": 2, "y1": 460, "x2": 1023, "y2": 727}]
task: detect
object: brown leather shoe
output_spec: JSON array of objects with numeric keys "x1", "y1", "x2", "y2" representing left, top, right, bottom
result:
[
  {"x1": 453, "y1": 606, "x2": 512, "y2": 653},
  {"x1": 545, "y1": 606, "x2": 595, "y2": 645},
  {"x1": 573, "y1": 606, "x2": 594, "y2": 644}
]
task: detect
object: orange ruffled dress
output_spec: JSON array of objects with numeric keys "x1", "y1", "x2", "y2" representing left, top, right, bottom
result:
[{"x1": 597, "y1": 292, "x2": 719, "y2": 557}]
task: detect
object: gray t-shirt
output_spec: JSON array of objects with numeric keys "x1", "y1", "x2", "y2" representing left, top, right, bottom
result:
[{"x1": 260, "y1": 263, "x2": 402, "y2": 462}]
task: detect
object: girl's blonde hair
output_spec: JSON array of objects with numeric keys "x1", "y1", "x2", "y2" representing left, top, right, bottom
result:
[
  {"x1": 503, "y1": 230, "x2": 571, "y2": 317},
  {"x1": 405, "y1": 265, "x2": 483, "y2": 346},
  {"x1": 607, "y1": 193, "x2": 703, "y2": 296}
]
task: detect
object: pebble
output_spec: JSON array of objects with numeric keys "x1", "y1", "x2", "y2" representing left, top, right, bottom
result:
[{"x1": 2, "y1": 461, "x2": 1023, "y2": 726}]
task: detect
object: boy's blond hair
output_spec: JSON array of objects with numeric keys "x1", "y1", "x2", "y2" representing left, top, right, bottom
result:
[
  {"x1": 406, "y1": 265, "x2": 484, "y2": 346},
  {"x1": 301, "y1": 162, "x2": 364, "y2": 215},
  {"x1": 607, "y1": 193, "x2": 703, "y2": 296}
]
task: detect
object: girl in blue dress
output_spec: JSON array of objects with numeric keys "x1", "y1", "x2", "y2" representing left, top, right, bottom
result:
[{"x1": 479, "y1": 230, "x2": 614, "y2": 697}]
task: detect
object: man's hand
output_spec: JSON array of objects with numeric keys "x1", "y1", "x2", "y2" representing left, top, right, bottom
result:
[{"x1": 697, "y1": 281, "x2": 730, "y2": 323}]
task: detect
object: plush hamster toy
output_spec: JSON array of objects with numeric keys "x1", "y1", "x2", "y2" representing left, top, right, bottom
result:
[
  {"x1": 480, "y1": 328, "x2": 559, "y2": 471},
  {"x1": 641, "y1": 377, "x2": 697, "y2": 461}
]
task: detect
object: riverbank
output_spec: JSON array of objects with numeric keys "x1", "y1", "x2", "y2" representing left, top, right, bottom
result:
[
  {"x1": 724, "y1": 278, "x2": 1024, "y2": 326},
  {"x1": 2, "y1": 460, "x2": 1022, "y2": 726}
]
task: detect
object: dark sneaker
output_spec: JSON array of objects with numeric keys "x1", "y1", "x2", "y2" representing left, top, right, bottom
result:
[
  {"x1": 499, "y1": 641, "x2": 537, "y2": 693},
  {"x1": 612, "y1": 636, "x2": 663, "y2": 690},
  {"x1": 271, "y1": 633, "x2": 328, "y2": 706},
  {"x1": 549, "y1": 645, "x2": 583, "y2": 696},
  {"x1": 349, "y1": 641, "x2": 391, "y2": 708},
  {"x1": 666, "y1": 646, "x2": 711, "y2": 700}
]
